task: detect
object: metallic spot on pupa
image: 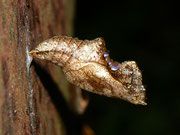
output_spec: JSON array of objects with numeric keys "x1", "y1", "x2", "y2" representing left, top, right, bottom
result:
[
  {"x1": 108, "y1": 61, "x2": 112, "y2": 65},
  {"x1": 111, "y1": 65, "x2": 119, "y2": 71},
  {"x1": 103, "y1": 53, "x2": 109, "y2": 58},
  {"x1": 140, "y1": 85, "x2": 145, "y2": 91}
]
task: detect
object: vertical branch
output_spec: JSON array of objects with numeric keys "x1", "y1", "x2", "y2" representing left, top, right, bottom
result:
[{"x1": 0, "y1": 0, "x2": 74, "y2": 134}]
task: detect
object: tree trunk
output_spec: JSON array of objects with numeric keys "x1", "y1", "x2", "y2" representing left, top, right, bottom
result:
[{"x1": 0, "y1": 0, "x2": 75, "y2": 134}]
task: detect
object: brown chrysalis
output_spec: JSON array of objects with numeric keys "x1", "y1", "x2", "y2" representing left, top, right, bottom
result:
[{"x1": 29, "y1": 35, "x2": 147, "y2": 105}]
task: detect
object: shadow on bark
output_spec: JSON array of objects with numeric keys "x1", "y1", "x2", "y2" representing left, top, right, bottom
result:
[{"x1": 32, "y1": 61, "x2": 83, "y2": 135}]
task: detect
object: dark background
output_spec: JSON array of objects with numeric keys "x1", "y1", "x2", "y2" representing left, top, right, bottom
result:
[{"x1": 74, "y1": 0, "x2": 180, "y2": 135}]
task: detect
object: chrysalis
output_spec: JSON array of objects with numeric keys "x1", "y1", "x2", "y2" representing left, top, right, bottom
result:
[{"x1": 29, "y1": 35, "x2": 147, "y2": 105}]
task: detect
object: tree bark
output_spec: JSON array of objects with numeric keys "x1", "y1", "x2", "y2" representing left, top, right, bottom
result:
[{"x1": 0, "y1": 0, "x2": 75, "y2": 134}]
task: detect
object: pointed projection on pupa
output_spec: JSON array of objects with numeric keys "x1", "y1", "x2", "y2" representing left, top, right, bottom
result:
[{"x1": 29, "y1": 35, "x2": 147, "y2": 105}]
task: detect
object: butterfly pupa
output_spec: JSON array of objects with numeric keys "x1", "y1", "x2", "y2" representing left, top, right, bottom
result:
[{"x1": 29, "y1": 35, "x2": 147, "y2": 105}]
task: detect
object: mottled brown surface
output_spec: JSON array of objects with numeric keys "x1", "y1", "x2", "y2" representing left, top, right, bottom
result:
[
  {"x1": 0, "y1": 0, "x2": 70, "y2": 134},
  {"x1": 29, "y1": 35, "x2": 147, "y2": 105}
]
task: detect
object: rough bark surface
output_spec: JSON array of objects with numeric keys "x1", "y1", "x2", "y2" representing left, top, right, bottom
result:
[{"x1": 0, "y1": 0, "x2": 72, "y2": 134}]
